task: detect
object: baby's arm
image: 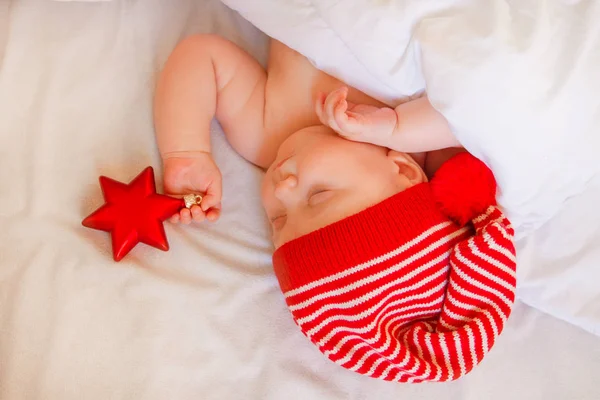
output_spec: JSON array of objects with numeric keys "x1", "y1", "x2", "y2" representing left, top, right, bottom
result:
[
  {"x1": 316, "y1": 87, "x2": 460, "y2": 152},
  {"x1": 154, "y1": 34, "x2": 266, "y2": 223}
]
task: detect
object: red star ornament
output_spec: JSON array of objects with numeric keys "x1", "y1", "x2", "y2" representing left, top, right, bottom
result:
[{"x1": 82, "y1": 166, "x2": 184, "y2": 261}]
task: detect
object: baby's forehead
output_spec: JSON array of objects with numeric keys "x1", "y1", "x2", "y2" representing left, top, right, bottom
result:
[{"x1": 266, "y1": 124, "x2": 344, "y2": 174}]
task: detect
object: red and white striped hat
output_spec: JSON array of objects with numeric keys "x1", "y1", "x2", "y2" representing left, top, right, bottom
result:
[{"x1": 273, "y1": 153, "x2": 516, "y2": 382}]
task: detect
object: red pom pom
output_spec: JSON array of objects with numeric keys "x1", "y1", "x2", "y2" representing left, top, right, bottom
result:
[{"x1": 430, "y1": 153, "x2": 497, "y2": 226}]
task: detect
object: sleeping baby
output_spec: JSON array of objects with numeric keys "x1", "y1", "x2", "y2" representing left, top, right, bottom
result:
[{"x1": 154, "y1": 35, "x2": 517, "y2": 382}]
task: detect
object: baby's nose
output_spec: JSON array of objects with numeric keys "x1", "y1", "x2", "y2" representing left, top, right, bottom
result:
[{"x1": 274, "y1": 174, "x2": 298, "y2": 203}]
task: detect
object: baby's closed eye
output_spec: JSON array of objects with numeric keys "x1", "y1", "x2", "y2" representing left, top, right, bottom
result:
[{"x1": 307, "y1": 189, "x2": 334, "y2": 206}]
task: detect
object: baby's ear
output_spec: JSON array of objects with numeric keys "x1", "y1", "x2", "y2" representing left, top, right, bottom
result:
[{"x1": 387, "y1": 150, "x2": 428, "y2": 186}]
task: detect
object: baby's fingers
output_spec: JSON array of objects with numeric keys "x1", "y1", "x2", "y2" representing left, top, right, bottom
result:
[
  {"x1": 179, "y1": 208, "x2": 193, "y2": 225},
  {"x1": 206, "y1": 205, "x2": 221, "y2": 222},
  {"x1": 201, "y1": 194, "x2": 219, "y2": 211},
  {"x1": 190, "y1": 205, "x2": 206, "y2": 223},
  {"x1": 200, "y1": 179, "x2": 222, "y2": 213},
  {"x1": 315, "y1": 92, "x2": 327, "y2": 123},
  {"x1": 323, "y1": 88, "x2": 348, "y2": 128},
  {"x1": 337, "y1": 110, "x2": 365, "y2": 133},
  {"x1": 168, "y1": 205, "x2": 205, "y2": 224}
]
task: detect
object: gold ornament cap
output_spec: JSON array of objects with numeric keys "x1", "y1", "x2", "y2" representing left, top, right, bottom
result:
[{"x1": 183, "y1": 194, "x2": 203, "y2": 209}]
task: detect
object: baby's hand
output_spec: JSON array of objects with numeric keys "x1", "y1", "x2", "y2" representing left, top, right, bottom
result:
[
  {"x1": 162, "y1": 151, "x2": 222, "y2": 224},
  {"x1": 315, "y1": 86, "x2": 398, "y2": 147}
]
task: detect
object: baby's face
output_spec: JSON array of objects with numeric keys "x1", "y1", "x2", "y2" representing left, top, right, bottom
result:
[{"x1": 262, "y1": 125, "x2": 425, "y2": 248}]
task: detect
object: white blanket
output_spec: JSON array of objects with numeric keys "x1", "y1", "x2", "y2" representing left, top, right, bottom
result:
[
  {"x1": 1, "y1": 0, "x2": 600, "y2": 399},
  {"x1": 222, "y1": 0, "x2": 600, "y2": 237},
  {"x1": 221, "y1": 0, "x2": 600, "y2": 336}
]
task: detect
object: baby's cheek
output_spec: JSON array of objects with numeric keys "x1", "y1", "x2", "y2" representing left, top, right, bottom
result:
[{"x1": 260, "y1": 174, "x2": 272, "y2": 204}]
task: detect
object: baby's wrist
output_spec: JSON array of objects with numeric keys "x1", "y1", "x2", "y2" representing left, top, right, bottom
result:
[
  {"x1": 161, "y1": 150, "x2": 212, "y2": 160},
  {"x1": 378, "y1": 108, "x2": 400, "y2": 148}
]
